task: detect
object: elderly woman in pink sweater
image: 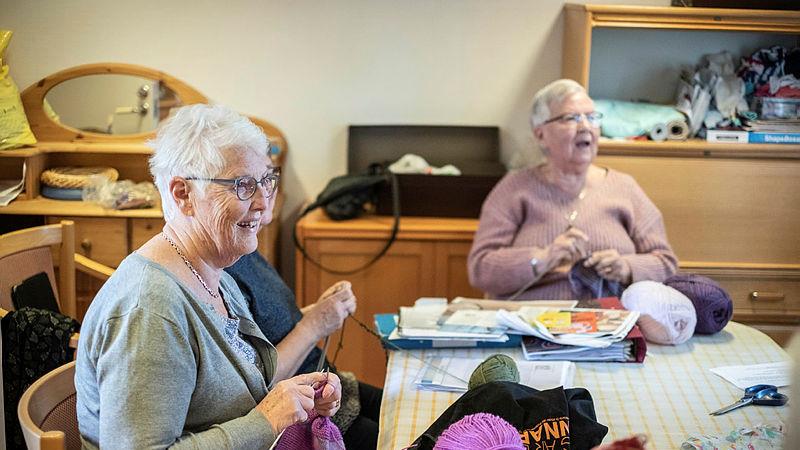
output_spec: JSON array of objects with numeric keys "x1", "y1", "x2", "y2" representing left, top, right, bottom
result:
[{"x1": 468, "y1": 79, "x2": 677, "y2": 300}]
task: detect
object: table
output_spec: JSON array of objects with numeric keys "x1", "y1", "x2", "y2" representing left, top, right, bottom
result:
[{"x1": 377, "y1": 322, "x2": 790, "y2": 450}]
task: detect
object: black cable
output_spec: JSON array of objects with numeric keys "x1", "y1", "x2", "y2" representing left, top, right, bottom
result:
[{"x1": 293, "y1": 172, "x2": 400, "y2": 275}]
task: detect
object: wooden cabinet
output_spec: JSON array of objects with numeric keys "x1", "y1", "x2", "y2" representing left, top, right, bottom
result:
[
  {"x1": 564, "y1": 4, "x2": 800, "y2": 343},
  {"x1": 294, "y1": 210, "x2": 482, "y2": 386}
]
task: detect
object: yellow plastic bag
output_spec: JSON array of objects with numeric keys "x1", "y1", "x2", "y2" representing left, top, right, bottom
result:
[{"x1": 0, "y1": 30, "x2": 37, "y2": 150}]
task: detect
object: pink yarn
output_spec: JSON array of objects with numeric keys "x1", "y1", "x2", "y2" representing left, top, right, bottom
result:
[
  {"x1": 433, "y1": 413, "x2": 524, "y2": 450},
  {"x1": 621, "y1": 280, "x2": 697, "y2": 345},
  {"x1": 274, "y1": 385, "x2": 345, "y2": 450}
]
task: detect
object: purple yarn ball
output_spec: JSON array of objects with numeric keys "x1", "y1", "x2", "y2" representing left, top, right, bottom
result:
[
  {"x1": 433, "y1": 413, "x2": 524, "y2": 450},
  {"x1": 665, "y1": 273, "x2": 733, "y2": 334}
]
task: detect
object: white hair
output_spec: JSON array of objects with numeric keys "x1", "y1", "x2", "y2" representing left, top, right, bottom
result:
[
  {"x1": 529, "y1": 79, "x2": 587, "y2": 128},
  {"x1": 148, "y1": 104, "x2": 269, "y2": 221}
]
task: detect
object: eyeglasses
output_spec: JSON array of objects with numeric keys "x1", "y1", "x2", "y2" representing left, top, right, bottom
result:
[
  {"x1": 543, "y1": 111, "x2": 603, "y2": 127},
  {"x1": 186, "y1": 168, "x2": 280, "y2": 201}
]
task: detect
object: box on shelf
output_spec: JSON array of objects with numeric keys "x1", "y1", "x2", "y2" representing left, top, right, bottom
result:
[
  {"x1": 347, "y1": 125, "x2": 506, "y2": 218},
  {"x1": 706, "y1": 130, "x2": 749, "y2": 144}
]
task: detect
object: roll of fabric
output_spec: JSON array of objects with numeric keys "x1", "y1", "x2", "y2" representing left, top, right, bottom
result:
[
  {"x1": 621, "y1": 281, "x2": 697, "y2": 345},
  {"x1": 649, "y1": 123, "x2": 668, "y2": 141},
  {"x1": 666, "y1": 119, "x2": 689, "y2": 140},
  {"x1": 433, "y1": 413, "x2": 525, "y2": 450},
  {"x1": 664, "y1": 273, "x2": 733, "y2": 334}
]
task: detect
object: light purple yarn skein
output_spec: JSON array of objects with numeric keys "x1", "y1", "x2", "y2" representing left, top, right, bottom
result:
[
  {"x1": 621, "y1": 280, "x2": 697, "y2": 345},
  {"x1": 433, "y1": 413, "x2": 524, "y2": 450}
]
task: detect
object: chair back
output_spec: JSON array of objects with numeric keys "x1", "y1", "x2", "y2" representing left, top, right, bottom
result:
[
  {"x1": 17, "y1": 361, "x2": 80, "y2": 450},
  {"x1": 0, "y1": 221, "x2": 76, "y2": 319}
]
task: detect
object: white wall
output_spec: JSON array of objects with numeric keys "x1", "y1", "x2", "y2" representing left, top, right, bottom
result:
[{"x1": 1, "y1": 0, "x2": 667, "y2": 283}]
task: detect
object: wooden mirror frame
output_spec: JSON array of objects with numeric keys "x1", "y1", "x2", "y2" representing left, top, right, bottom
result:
[{"x1": 20, "y1": 62, "x2": 208, "y2": 143}]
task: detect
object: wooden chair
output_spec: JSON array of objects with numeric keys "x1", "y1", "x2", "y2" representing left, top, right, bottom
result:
[
  {"x1": 0, "y1": 221, "x2": 113, "y2": 344},
  {"x1": 17, "y1": 361, "x2": 80, "y2": 450}
]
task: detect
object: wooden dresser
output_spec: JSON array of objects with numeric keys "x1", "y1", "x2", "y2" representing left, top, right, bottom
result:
[
  {"x1": 563, "y1": 4, "x2": 800, "y2": 345},
  {"x1": 0, "y1": 63, "x2": 287, "y2": 319}
]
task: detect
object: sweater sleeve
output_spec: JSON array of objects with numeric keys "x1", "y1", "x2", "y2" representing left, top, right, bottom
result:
[
  {"x1": 468, "y1": 173, "x2": 540, "y2": 297},
  {"x1": 95, "y1": 307, "x2": 276, "y2": 450},
  {"x1": 620, "y1": 179, "x2": 678, "y2": 283}
]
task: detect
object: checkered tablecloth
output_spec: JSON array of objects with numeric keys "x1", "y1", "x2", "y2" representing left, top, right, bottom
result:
[{"x1": 377, "y1": 322, "x2": 791, "y2": 450}]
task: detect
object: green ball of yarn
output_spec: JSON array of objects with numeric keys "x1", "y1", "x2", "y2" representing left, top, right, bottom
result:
[{"x1": 468, "y1": 354, "x2": 520, "y2": 390}]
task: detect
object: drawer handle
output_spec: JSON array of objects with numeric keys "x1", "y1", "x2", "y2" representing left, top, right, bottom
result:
[
  {"x1": 81, "y1": 238, "x2": 92, "y2": 253},
  {"x1": 749, "y1": 291, "x2": 784, "y2": 302}
]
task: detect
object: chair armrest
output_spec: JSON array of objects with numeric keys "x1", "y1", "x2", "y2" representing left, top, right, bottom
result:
[{"x1": 74, "y1": 254, "x2": 114, "y2": 281}]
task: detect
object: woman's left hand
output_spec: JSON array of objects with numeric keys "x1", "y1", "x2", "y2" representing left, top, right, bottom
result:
[
  {"x1": 312, "y1": 371, "x2": 342, "y2": 417},
  {"x1": 584, "y1": 249, "x2": 632, "y2": 284}
]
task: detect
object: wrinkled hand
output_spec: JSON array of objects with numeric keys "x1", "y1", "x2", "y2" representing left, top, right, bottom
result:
[
  {"x1": 257, "y1": 372, "x2": 329, "y2": 434},
  {"x1": 584, "y1": 249, "x2": 632, "y2": 284},
  {"x1": 547, "y1": 227, "x2": 590, "y2": 267},
  {"x1": 312, "y1": 372, "x2": 342, "y2": 417},
  {"x1": 301, "y1": 281, "x2": 357, "y2": 341}
]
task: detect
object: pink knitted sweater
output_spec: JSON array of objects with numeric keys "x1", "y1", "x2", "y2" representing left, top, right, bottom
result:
[{"x1": 467, "y1": 167, "x2": 677, "y2": 300}]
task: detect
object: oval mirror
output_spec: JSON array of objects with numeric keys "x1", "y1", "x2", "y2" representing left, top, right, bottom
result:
[
  {"x1": 44, "y1": 74, "x2": 181, "y2": 135},
  {"x1": 21, "y1": 63, "x2": 208, "y2": 142}
]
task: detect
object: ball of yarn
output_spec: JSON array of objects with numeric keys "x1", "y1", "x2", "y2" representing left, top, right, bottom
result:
[
  {"x1": 664, "y1": 273, "x2": 733, "y2": 334},
  {"x1": 468, "y1": 354, "x2": 520, "y2": 390},
  {"x1": 433, "y1": 413, "x2": 525, "y2": 450},
  {"x1": 621, "y1": 280, "x2": 697, "y2": 345}
]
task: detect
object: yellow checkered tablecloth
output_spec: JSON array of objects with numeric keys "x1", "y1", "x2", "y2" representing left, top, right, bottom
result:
[{"x1": 377, "y1": 322, "x2": 790, "y2": 450}]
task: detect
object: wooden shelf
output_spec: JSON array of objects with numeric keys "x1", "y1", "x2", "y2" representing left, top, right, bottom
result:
[
  {"x1": 0, "y1": 142, "x2": 154, "y2": 157},
  {"x1": 599, "y1": 138, "x2": 800, "y2": 159},
  {"x1": 297, "y1": 209, "x2": 479, "y2": 241},
  {"x1": 1, "y1": 197, "x2": 162, "y2": 218}
]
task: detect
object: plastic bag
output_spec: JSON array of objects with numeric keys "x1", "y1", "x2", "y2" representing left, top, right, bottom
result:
[
  {"x1": 0, "y1": 30, "x2": 37, "y2": 150},
  {"x1": 82, "y1": 175, "x2": 159, "y2": 210}
]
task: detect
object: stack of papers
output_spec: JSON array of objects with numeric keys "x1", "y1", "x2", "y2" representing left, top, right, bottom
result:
[
  {"x1": 497, "y1": 306, "x2": 639, "y2": 348},
  {"x1": 0, "y1": 162, "x2": 25, "y2": 206},
  {"x1": 414, "y1": 355, "x2": 575, "y2": 393},
  {"x1": 522, "y1": 335, "x2": 634, "y2": 362}
]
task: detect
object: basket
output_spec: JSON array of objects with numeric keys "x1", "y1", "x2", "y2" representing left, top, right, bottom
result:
[{"x1": 40, "y1": 166, "x2": 119, "y2": 189}]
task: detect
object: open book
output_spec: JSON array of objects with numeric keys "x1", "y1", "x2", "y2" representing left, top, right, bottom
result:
[{"x1": 414, "y1": 355, "x2": 575, "y2": 393}]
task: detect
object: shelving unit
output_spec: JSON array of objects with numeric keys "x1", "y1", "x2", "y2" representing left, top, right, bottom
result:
[{"x1": 563, "y1": 4, "x2": 800, "y2": 345}]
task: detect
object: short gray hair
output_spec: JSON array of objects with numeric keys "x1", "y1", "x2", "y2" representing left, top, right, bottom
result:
[
  {"x1": 148, "y1": 104, "x2": 269, "y2": 221},
  {"x1": 529, "y1": 79, "x2": 587, "y2": 128}
]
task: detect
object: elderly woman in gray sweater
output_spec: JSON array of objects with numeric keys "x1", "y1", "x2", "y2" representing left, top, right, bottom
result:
[
  {"x1": 76, "y1": 104, "x2": 342, "y2": 449},
  {"x1": 468, "y1": 79, "x2": 677, "y2": 300}
]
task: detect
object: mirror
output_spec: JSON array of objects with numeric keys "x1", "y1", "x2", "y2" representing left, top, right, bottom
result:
[
  {"x1": 20, "y1": 63, "x2": 208, "y2": 142},
  {"x1": 44, "y1": 74, "x2": 181, "y2": 135}
]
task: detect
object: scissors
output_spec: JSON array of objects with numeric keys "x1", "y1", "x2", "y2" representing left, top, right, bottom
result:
[{"x1": 709, "y1": 384, "x2": 788, "y2": 416}]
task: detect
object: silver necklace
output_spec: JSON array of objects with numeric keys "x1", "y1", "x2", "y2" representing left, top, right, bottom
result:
[
  {"x1": 565, "y1": 187, "x2": 588, "y2": 228},
  {"x1": 161, "y1": 232, "x2": 220, "y2": 299}
]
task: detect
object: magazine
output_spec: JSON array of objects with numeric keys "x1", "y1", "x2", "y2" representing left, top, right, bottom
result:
[{"x1": 522, "y1": 335, "x2": 634, "y2": 362}]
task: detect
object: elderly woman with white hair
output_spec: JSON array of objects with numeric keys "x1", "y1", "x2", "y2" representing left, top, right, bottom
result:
[
  {"x1": 468, "y1": 79, "x2": 677, "y2": 300},
  {"x1": 75, "y1": 104, "x2": 342, "y2": 449}
]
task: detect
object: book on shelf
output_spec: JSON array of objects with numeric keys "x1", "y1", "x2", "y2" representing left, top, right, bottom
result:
[
  {"x1": 374, "y1": 313, "x2": 522, "y2": 350},
  {"x1": 747, "y1": 132, "x2": 800, "y2": 144},
  {"x1": 706, "y1": 128, "x2": 800, "y2": 145},
  {"x1": 413, "y1": 355, "x2": 575, "y2": 393}
]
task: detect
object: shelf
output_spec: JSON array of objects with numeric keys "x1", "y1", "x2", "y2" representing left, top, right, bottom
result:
[
  {"x1": 0, "y1": 142, "x2": 154, "y2": 157},
  {"x1": 598, "y1": 138, "x2": 800, "y2": 159},
  {"x1": 0, "y1": 197, "x2": 162, "y2": 218},
  {"x1": 567, "y1": 4, "x2": 800, "y2": 33}
]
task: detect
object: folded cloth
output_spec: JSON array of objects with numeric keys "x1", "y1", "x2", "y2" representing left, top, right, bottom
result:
[
  {"x1": 568, "y1": 259, "x2": 624, "y2": 300},
  {"x1": 681, "y1": 423, "x2": 784, "y2": 449}
]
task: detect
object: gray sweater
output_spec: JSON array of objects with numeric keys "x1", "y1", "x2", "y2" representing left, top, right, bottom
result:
[{"x1": 76, "y1": 253, "x2": 278, "y2": 449}]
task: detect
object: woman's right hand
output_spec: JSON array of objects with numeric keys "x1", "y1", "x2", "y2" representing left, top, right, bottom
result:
[
  {"x1": 256, "y1": 372, "x2": 330, "y2": 434},
  {"x1": 300, "y1": 281, "x2": 357, "y2": 341},
  {"x1": 546, "y1": 227, "x2": 590, "y2": 268}
]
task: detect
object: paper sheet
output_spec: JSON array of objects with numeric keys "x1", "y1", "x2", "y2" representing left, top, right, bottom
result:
[
  {"x1": 414, "y1": 356, "x2": 575, "y2": 392},
  {"x1": 710, "y1": 361, "x2": 791, "y2": 390}
]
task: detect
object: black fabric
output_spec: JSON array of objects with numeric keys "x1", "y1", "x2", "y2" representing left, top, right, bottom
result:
[
  {"x1": 225, "y1": 251, "x2": 383, "y2": 444},
  {"x1": 411, "y1": 381, "x2": 607, "y2": 450},
  {"x1": 308, "y1": 173, "x2": 388, "y2": 221},
  {"x1": 2, "y1": 307, "x2": 79, "y2": 450}
]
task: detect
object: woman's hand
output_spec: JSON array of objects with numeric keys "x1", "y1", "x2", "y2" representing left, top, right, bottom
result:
[
  {"x1": 584, "y1": 249, "x2": 632, "y2": 283},
  {"x1": 256, "y1": 372, "x2": 330, "y2": 434},
  {"x1": 312, "y1": 372, "x2": 342, "y2": 417},
  {"x1": 300, "y1": 281, "x2": 357, "y2": 341},
  {"x1": 547, "y1": 227, "x2": 590, "y2": 268}
]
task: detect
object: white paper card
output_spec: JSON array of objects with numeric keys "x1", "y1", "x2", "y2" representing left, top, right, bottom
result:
[{"x1": 710, "y1": 361, "x2": 791, "y2": 390}]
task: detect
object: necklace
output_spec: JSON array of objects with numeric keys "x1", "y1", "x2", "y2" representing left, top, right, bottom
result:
[
  {"x1": 565, "y1": 187, "x2": 588, "y2": 229},
  {"x1": 161, "y1": 232, "x2": 220, "y2": 299}
]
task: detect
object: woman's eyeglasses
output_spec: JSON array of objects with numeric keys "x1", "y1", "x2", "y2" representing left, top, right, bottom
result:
[
  {"x1": 186, "y1": 168, "x2": 280, "y2": 201},
  {"x1": 543, "y1": 111, "x2": 603, "y2": 127}
]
